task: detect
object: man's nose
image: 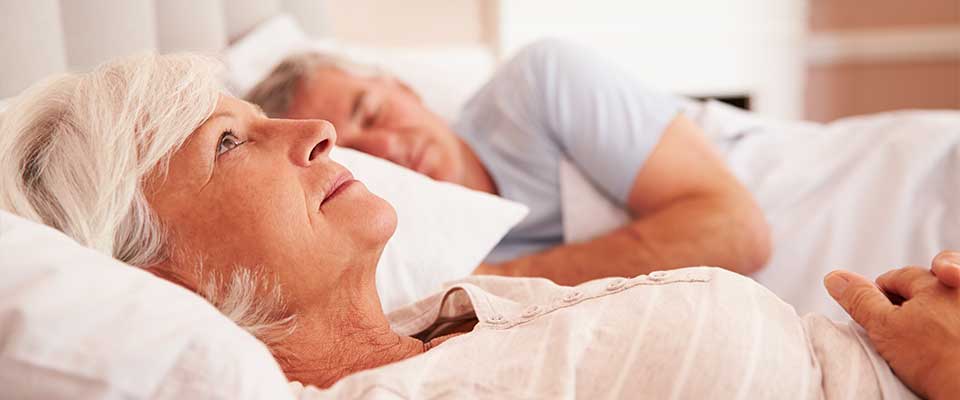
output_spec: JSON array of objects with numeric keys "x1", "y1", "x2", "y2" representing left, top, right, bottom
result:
[{"x1": 291, "y1": 119, "x2": 337, "y2": 167}]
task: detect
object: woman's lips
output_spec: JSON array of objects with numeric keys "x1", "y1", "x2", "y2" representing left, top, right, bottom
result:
[{"x1": 321, "y1": 172, "x2": 357, "y2": 207}]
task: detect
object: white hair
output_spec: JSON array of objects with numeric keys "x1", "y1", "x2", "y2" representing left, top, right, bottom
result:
[
  {"x1": 245, "y1": 51, "x2": 382, "y2": 117},
  {"x1": 0, "y1": 53, "x2": 294, "y2": 351}
]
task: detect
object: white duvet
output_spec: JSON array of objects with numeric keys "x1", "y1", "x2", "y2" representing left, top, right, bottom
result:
[{"x1": 562, "y1": 101, "x2": 960, "y2": 319}]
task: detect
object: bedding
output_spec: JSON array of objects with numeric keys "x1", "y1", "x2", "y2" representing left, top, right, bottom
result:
[
  {"x1": 331, "y1": 147, "x2": 528, "y2": 313},
  {"x1": 223, "y1": 14, "x2": 495, "y2": 121},
  {"x1": 0, "y1": 210, "x2": 293, "y2": 399},
  {"x1": 562, "y1": 100, "x2": 960, "y2": 319},
  {"x1": 223, "y1": 14, "x2": 327, "y2": 96}
]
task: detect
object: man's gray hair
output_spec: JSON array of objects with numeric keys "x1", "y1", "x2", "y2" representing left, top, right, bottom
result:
[{"x1": 245, "y1": 52, "x2": 382, "y2": 117}]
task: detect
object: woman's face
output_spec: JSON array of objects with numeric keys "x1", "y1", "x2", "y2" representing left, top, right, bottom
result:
[{"x1": 147, "y1": 95, "x2": 396, "y2": 310}]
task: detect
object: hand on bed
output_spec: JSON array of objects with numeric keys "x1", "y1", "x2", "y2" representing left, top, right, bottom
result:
[{"x1": 824, "y1": 251, "x2": 960, "y2": 400}]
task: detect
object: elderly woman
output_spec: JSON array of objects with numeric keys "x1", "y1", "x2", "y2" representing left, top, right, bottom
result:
[{"x1": 0, "y1": 53, "x2": 939, "y2": 399}]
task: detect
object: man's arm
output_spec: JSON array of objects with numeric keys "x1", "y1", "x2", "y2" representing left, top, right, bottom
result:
[{"x1": 479, "y1": 115, "x2": 771, "y2": 286}]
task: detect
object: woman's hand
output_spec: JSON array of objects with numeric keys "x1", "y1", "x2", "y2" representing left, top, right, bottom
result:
[{"x1": 824, "y1": 251, "x2": 960, "y2": 399}]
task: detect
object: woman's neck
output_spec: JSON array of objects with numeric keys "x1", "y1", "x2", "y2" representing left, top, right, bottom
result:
[{"x1": 275, "y1": 274, "x2": 425, "y2": 389}]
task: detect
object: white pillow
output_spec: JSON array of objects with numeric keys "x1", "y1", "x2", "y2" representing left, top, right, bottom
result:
[
  {"x1": 0, "y1": 211, "x2": 293, "y2": 400},
  {"x1": 223, "y1": 14, "x2": 494, "y2": 121},
  {"x1": 334, "y1": 45, "x2": 494, "y2": 121},
  {"x1": 223, "y1": 14, "x2": 331, "y2": 97},
  {"x1": 330, "y1": 147, "x2": 528, "y2": 312}
]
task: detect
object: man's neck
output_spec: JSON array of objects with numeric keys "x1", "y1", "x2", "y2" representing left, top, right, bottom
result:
[
  {"x1": 456, "y1": 138, "x2": 498, "y2": 195},
  {"x1": 275, "y1": 274, "x2": 425, "y2": 388}
]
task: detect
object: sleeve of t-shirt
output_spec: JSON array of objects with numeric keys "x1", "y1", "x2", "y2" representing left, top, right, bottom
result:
[{"x1": 507, "y1": 39, "x2": 683, "y2": 206}]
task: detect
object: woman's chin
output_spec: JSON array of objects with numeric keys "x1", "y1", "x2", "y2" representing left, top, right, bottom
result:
[
  {"x1": 331, "y1": 184, "x2": 397, "y2": 249},
  {"x1": 367, "y1": 199, "x2": 397, "y2": 246}
]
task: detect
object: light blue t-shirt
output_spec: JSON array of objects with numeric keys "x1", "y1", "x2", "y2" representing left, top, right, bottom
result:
[{"x1": 453, "y1": 40, "x2": 682, "y2": 263}]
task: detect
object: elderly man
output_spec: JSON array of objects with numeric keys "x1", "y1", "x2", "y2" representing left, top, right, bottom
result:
[{"x1": 247, "y1": 40, "x2": 770, "y2": 285}]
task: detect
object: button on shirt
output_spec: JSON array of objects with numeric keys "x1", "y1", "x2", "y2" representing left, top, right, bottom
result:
[
  {"x1": 452, "y1": 40, "x2": 682, "y2": 262},
  {"x1": 293, "y1": 268, "x2": 917, "y2": 399}
]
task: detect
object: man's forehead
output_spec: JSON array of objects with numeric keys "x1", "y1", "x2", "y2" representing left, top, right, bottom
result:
[
  {"x1": 303, "y1": 70, "x2": 365, "y2": 112},
  {"x1": 310, "y1": 66, "x2": 365, "y2": 88}
]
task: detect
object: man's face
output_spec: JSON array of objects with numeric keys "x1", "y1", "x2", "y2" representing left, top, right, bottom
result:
[{"x1": 286, "y1": 67, "x2": 467, "y2": 184}]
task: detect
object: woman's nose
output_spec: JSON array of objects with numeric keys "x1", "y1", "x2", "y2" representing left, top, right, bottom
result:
[{"x1": 292, "y1": 120, "x2": 337, "y2": 167}]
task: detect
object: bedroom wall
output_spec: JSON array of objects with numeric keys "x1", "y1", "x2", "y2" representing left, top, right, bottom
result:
[
  {"x1": 805, "y1": 0, "x2": 960, "y2": 122},
  {"x1": 324, "y1": 0, "x2": 492, "y2": 47},
  {"x1": 493, "y1": 0, "x2": 808, "y2": 120},
  {"x1": 325, "y1": 0, "x2": 809, "y2": 120}
]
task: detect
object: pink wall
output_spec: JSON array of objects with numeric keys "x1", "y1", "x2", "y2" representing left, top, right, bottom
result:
[
  {"x1": 809, "y1": 0, "x2": 960, "y2": 31},
  {"x1": 806, "y1": 60, "x2": 960, "y2": 122},
  {"x1": 805, "y1": 0, "x2": 960, "y2": 122},
  {"x1": 324, "y1": 0, "x2": 491, "y2": 46}
]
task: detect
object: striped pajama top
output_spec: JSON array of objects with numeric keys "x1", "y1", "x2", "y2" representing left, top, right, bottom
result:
[{"x1": 294, "y1": 267, "x2": 917, "y2": 399}]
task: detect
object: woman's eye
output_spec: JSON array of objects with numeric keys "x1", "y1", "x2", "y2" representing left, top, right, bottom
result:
[{"x1": 216, "y1": 131, "x2": 244, "y2": 157}]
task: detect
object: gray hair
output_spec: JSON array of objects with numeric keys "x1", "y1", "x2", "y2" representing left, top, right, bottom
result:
[
  {"x1": 0, "y1": 53, "x2": 293, "y2": 350},
  {"x1": 245, "y1": 51, "x2": 382, "y2": 117}
]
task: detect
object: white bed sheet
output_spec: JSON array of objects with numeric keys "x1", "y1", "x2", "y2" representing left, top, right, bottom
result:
[{"x1": 562, "y1": 101, "x2": 960, "y2": 319}]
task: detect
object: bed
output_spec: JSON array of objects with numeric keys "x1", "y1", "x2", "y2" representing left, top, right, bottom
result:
[{"x1": 2, "y1": 1, "x2": 960, "y2": 397}]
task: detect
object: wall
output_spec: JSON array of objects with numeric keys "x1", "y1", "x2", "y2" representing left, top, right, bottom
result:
[
  {"x1": 324, "y1": 0, "x2": 491, "y2": 47},
  {"x1": 313, "y1": 1, "x2": 960, "y2": 122},
  {"x1": 805, "y1": 0, "x2": 960, "y2": 122},
  {"x1": 321, "y1": 0, "x2": 809, "y2": 119},
  {"x1": 486, "y1": 0, "x2": 809, "y2": 119}
]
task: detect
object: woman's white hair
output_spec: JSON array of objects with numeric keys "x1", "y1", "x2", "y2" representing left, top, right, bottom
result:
[{"x1": 0, "y1": 53, "x2": 293, "y2": 350}]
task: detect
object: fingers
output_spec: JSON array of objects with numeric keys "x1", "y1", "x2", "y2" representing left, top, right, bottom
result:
[
  {"x1": 825, "y1": 270, "x2": 895, "y2": 330},
  {"x1": 876, "y1": 266, "x2": 940, "y2": 300},
  {"x1": 932, "y1": 251, "x2": 960, "y2": 288}
]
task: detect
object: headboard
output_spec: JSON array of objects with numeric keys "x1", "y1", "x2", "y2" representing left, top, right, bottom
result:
[{"x1": 0, "y1": 0, "x2": 328, "y2": 98}]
